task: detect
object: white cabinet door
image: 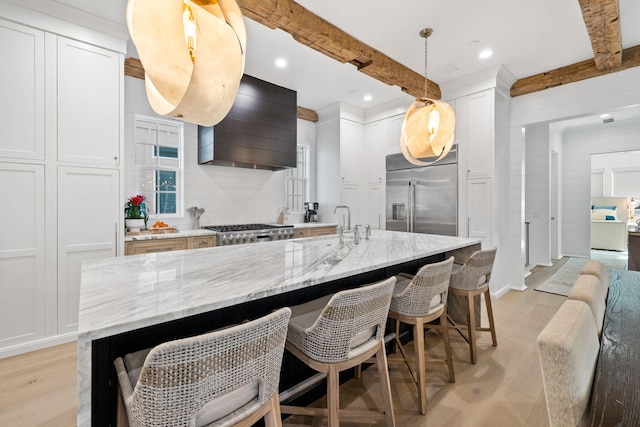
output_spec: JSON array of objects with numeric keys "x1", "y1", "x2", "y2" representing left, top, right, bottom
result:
[
  {"x1": 367, "y1": 181, "x2": 384, "y2": 229},
  {"x1": 0, "y1": 163, "x2": 46, "y2": 347},
  {"x1": 388, "y1": 114, "x2": 404, "y2": 154},
  {"x1": 340, "y1": 183, "x2": 361, "y2": 228},
  {"x1": 365, "y1": 119, "x2": 388, "y2": 184},
  {"x1": 57, "y1": 37, "x2": 121, "y2": 167},
  {"x1": 57, "y1": 166, "x2": 119, "y2": 333},
  {"x1": 0, "y1": 20, "x2": 44, "y2": 160},
  {"x1": 339, "y1": 119, "x2": 364, "y2": 186},
  {"x1": 467, "y1": 177, "x2": 492, "y2": 249},
  {"x1": 466, "y1": 90, "x2": 494, "y2": 179}
]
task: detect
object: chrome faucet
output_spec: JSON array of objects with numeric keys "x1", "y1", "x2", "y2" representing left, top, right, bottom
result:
[{"x1": 334, "y1": 205, "x2": 351, "y2": 231}]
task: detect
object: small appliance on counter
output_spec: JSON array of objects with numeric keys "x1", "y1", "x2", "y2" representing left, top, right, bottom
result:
[{"x1": 304, "y1": 202, "x2": 319, "y2": 223}]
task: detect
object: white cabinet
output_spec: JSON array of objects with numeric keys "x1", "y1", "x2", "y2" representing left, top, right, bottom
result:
[
  {"x1": 0, "y1": 13, "x2": 123, "y2": 356},
  {"x1": 467, "y1": 177, "x2": 493, "y2": 249},
  {"x1": 463, "y1": 90, "x2": 494, "y2": 179},
  {"x1": 57, "y1": 167, "x2": 119, "y2": 333},
  {"x1": 388, "y1": 114, "x2": 404, "y2": 154},
  {"x1": 57, "y1": 37, "x2": 121, "y2": 167},
  {"x1": 0, "y1": 20, "x2": 45, "y2": 160},
  {"x1": 0, "y1": 163, "x2": 46, "y2": 348},
  {"x1": 367, "y1": 181, "x2": 384, "y2": 229},
  {"x1": 366, "y1": 119, "x2": 388, "y2": 184},
  {"x1": 339, "y1": 119, "x2": 364, "y2": 186}
]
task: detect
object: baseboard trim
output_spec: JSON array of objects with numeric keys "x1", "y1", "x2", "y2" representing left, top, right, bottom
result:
[
  {"x1": 510, "y1": 283, "x2": 527, "y2": 292},
  {"x1": 490, "y1": 284, "x2": 511, "y2": 299},
  {"x1": 0, "y1": 333, "x2": 77, "y2": 359}
]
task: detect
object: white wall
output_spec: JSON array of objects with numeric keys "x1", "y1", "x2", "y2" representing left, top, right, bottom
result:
[
  {"x1": 124, "y1": 76, "x2": 316, "y2": 229},
  {"x1": 561, "y1": 117, "x2": 640, "y2": 257},
  {"x1": 591, "y1": 150, "x2": 640, "y2": 198}
]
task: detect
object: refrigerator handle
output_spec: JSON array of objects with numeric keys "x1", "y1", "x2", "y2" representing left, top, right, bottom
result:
[
  {"x1": 406, "y1": 181, "x2": 412, "y2": 232},
  {"x1": 410, "y1": 180, "x2": 416, "y2": 233}
]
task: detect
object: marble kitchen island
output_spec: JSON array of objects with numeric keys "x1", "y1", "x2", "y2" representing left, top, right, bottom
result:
[{"x1": 77, "y1": 230, "x2": 481, "y2": 426}]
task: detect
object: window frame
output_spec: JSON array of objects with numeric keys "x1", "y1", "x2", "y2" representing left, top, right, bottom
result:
[
  {"x1": 133, "y1": 114, "x2": 185, "y2": 219},
  {"x1": 285, "y1": 145, "x2": 309, "y2": 213}
]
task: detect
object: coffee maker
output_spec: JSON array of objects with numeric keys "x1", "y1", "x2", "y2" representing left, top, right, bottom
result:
[{"x1": 304, "y1": 202, "x2": 319, "y2": 223}]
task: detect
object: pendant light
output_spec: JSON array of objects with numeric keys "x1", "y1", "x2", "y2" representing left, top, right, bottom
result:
[
  {"x1": 126, "y1": 0, "x2": 247, "y2": 127},
  {"x1": 400, "y1": 28, "x2": 455, "y2": 166}
]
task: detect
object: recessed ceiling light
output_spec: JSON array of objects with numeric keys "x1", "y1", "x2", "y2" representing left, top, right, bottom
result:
[
  {"x1": 478, "y1": 49, "x2": 493, "y2": 59},
  {"x1": 274, "y1": 58, "x2": 287, "y2": 68},
  {"x1": 363, "y1": 94, "x2": 372, "y2": 101},
  {"x1": 600, "y1": 113, "x2": 611, "y2": 118}
]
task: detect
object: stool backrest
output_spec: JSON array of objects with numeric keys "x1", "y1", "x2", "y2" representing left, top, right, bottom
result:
[
  {"x1": 537, "y1": 300, "x2": 599, "y2": 427},
  {"x1": 294, "y1": 277, "x2": 395, "y2": 363},
  {"x1": 580, "y1": 259, "x2": 609, "y2": 297},
  {"x1": 449, "y1": 247, "x2": 497, "y2": 291},
  {"x1": 123, "y1": 307, "x2": 291, "y2": 427},
  {"x1": 390, "y1": 257, "x2": 454, "y2": 317},
  {"x1": 568, "y1": 274, "x2": 605, "y2": 337}
]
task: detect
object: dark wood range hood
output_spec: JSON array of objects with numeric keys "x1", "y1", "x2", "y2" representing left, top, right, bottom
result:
[{"x1": 198, "y1": 74, "x2": 297, "y2": 171}]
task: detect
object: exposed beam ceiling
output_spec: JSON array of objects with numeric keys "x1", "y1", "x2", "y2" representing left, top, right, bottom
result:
[
  {"x1": 578, "y1": 0, "x2": 623, "y2": 70},
  {"x1": 236, "y1": 0, "x2": 440, "y2": 100},
  {"x1": 510, "y1": 44, "x2": 640, "y2": 97}
]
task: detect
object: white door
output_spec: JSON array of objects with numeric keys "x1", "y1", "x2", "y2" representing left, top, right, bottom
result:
[
  {"x1": 467, "y1": 177, "x2": 492, "y2": 249},
  {"x1": 58, "y1": 166, "x2": 119, "y2": 333},
  {"x1": 0, "y1": 163, "x2": 46, "y2": 347},
  {"x1": 551, "y1": 151, "x2": 559, "y2": 260},
  {"x1": 57, "y1": 36, "x2": 121, "y2": 167}
]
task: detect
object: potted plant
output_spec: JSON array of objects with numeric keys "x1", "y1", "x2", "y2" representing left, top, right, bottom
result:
[{"x1": 124, "y1": 194, "x2": 149, "y2": 232}]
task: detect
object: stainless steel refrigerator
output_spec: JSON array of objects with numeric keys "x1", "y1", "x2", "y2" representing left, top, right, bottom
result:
[{"x1": 386, "y1": 147, "x2": 458, "y2": 236}]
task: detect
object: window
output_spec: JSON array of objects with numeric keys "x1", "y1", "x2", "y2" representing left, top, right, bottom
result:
[
  {"x1": 285, "y1": 145, "x2": 307, "y2": 212},
  {"x1": 133, "y1": 115, "x2": 184, "y2": 217}
]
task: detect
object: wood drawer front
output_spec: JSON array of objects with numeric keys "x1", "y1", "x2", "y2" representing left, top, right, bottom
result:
[
  {"x1": 125, "y1": 238, "x2": 188, "y2": 255},
  {"x1": 187, "y1": 236, "x2": 216, "y2": 249},
  {"x1": 311, "y1": 226, "x2": 337, "y2": 236}
]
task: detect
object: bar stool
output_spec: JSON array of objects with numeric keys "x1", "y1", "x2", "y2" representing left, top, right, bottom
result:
[
  {"x1": 448, "y1": 247, "x2": 497, "y2": 364},
  {"x1": 388, "y1": 256, "x2": 455, "y2": 415},
  {"x1": 281, "y1": 277, "x2": 396, "y2": 427},
  {"x1": 113, "y1": 307, "x2": 291, "y2": 427}
]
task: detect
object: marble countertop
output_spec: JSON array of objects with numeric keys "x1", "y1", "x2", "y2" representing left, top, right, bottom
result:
[{"x1": 79, "y1": 230, "x2": 479, "y2": 340}]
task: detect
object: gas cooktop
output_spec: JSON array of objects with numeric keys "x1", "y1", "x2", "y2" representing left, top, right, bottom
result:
[{"x1": 203, "y1": 223, "x2": 293, "y2": 233}]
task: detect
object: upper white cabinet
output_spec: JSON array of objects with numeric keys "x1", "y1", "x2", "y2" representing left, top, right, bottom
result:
[
  {"x1": 462, "y1": 90, "x2": 494, "y2": 179},
  {"x1": 388, "y1": 114, "x2": 404, "y2": 154},
  {"x1": 57, "y1": 37, "x2": 121, "y2": 167},
  {"x1": 366, "y1": 119, "x2": 388, "y2": 184},
  {"x1": 0, "y1": 163, "x2": 46, "y2": 348},
  {"x1": 0, "y1": 20, "x2": 45, "y2": 160},
  {"x1": 339, "y1": 119, "x2": 364, "y2": 186}
]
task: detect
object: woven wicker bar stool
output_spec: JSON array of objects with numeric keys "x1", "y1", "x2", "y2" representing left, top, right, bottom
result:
[
  {"x1": 113, "y1": 307, "x2": 291, "y2": 427},
  {"x1": 448, "y1": 247, "x2": 498, "y2": 364},
  {"x1": 281, "y1": 277, "x2": 396, "y2": 427},
  {"x1": 387, "y1": 256, "x2": 455, "y2": 415}
]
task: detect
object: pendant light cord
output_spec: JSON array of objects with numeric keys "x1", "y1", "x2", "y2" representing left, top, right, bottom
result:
[{"x1": 420, "y1": 28, "x2": 433, "y2": 99}]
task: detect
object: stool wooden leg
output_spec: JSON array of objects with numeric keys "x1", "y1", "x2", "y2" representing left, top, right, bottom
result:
[
  {"x1": 327, "y1": 366, "x2": 340, "y2": 427},
  {"x1": 264, "y1": 394, "x2": 282, "y2": 427},
  {"x1": 413, "y1": 322, "x2": 427, "y2": 415},
  {"x1": 484, "y1": 288, "x2": 497, "y2": 346},
  {"x1": 375, "y1": 343, "x2": 396, "y2": 426},
  {"x1": 440, "y1": 311, "x2": 455, "y2": 383},
  {"x1": 467, "y1": 293, "x2": 477, "y2": 364}
]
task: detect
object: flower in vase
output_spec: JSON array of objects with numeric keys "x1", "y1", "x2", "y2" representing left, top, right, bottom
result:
[{"x1": 125, "y1": 194, "x2": 148, "y2": 221}]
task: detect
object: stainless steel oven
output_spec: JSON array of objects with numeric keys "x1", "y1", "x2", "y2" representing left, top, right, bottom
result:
[{"x1": 202, "y1": 223, "x2": 295, "y2": 245}]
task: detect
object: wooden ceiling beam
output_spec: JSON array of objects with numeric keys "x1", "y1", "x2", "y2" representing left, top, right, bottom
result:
[
  {"x1": 237, "y1": 0, "x2": 440, "y2": 99},
  {"x1": 510, "y1": 44, "x2": 640, "y2": 97},
  {"x1": 578, "y1": 0, "x2": 622, "y2": 70}
]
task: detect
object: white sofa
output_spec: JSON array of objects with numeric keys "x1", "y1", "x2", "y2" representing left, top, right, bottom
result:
[{"x1": 591, "y1": 197, "x2": 628, "y2": 252}]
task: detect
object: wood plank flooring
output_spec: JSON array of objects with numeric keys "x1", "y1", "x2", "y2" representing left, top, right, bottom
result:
[{"x1": 2, "y1": 255, "x2": 619, "y2": 426}]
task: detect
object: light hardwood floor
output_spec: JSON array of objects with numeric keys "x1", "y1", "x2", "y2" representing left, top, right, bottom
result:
[{"x1": 2, "y1": 255, "x2": 616, "y2": 426}]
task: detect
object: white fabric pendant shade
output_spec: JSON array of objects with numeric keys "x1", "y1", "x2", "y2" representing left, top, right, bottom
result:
[
  {"x1": 127, "y1": 0, "x2": 246, "y2": 126},
  {"x1": 400, "y1": 98, "x2": 455, "y2": 166}
]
